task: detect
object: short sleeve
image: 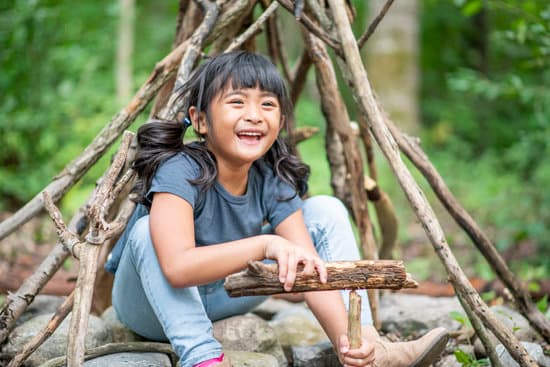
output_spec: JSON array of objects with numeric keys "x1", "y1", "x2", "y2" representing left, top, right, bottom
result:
[
  {"x1": 263, "y1": 168, "x2": 303, "y2": 229},
  {"x1": 147, "y1": 153, "x2": 200, "y2": 208}
]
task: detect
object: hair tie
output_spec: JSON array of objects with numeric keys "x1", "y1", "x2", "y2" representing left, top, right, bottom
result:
[{"x1": 182, "y1": 117, "x2": 192, "y2": 127}]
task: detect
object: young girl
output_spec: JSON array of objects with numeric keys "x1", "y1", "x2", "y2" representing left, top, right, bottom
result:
[{"x1": 106, "y1": 51, "x2": 448, "y2": 367}]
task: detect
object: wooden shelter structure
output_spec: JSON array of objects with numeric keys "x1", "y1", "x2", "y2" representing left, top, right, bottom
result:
[{"x1": 0, "y1": 1, "x2": 548, "y2": 366}]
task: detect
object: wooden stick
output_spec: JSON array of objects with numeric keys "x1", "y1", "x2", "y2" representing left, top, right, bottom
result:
[
  {"x1": 224, "y1": 260, "x2": 417, "y2": 297},
  {"x1": 348, "y1": 290, "x2": 362, "y2": 349},
  {"x1": 357, "y1": 0, "x2": 395, "y2": 49},
  {"x1": 66, "y1": 132, "x2": 135, "y2": 367},
  {"x1": 226, "y1": 1, "x2": 279, "y2": 52},
  {"x1": 326, "y1": 1, "x2": 536, "y2": 365}
]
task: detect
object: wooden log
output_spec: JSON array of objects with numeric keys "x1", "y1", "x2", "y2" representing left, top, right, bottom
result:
[{"x1": 224, "y1": 260, "x2": 418, "y2": 297}]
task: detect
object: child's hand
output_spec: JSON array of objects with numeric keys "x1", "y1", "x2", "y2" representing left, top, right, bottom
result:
[
  {"x1": 264, "y1": 235, "x2": 327, "y2": 292},
  {"x1": 337, "y1": 334, "x2": 375, "y2": 367}
]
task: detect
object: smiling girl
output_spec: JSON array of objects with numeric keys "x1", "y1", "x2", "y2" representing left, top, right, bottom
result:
[{"x1": 106, "y1": 51, "x2": 448, "y2": 367}]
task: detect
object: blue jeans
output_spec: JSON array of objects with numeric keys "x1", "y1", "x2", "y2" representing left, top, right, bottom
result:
[{"x1": 112, "y1": 195, "x2": 372, "y2": 367}]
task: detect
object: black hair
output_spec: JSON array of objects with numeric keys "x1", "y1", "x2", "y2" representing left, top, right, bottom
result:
[{"x1": 133, "y1": 51, "x2": 310, "y2": 207}]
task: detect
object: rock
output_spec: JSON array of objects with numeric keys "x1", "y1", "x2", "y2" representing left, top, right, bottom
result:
[
  {"x1": 213, "y1": 314, "x2": 287, "y2": 366},
  {"x1": 252, "y1": 298, "x2": 296, "y2": 320},
  {"x1": 291, "y1": 341, "x2": 340, "y2": 367},
  {"x1": 379, "y1": 294, "x2": 464, "y2": 336},
  {"x1": 225, "y1": 350, "x2": 280, "y2": 367},
  {"x1": 16, "y1": 295, "x2": 66, "y2": 326},
  {"x1": 434, "y1": 354, "x2": 463, "y2": 367},
  {"x1": 101, "y1": 306, "x2": 144, "y2": 343},
  {"x1": 269, "y1": 305, "x2": 329, "y2": 362},
  {"x1": 2, "y1": 312, "x2": 112, "y2": 366},
  {"x1": 84, "y1": 352, "x2": 172, "y2": 367},
  {"x1": 495, "y1": 342, "x2": 550, "y2": 367}
]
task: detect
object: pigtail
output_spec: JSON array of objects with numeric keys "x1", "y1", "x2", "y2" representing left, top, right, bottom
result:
[
  {"x1": 132, "y1": 119, "x2": 188, "y2": 207},
  {"x1": 265, "y1": 137, "x2": 310, "y2": 199}
]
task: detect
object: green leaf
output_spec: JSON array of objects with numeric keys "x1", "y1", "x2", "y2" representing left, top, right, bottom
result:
[
  {"x1": 536, "y1": 295, "x2": 548, "y2": 313},
  {"x1": 454, "y1": 348, "x2": 473, "y2": 364},
  {"x1": 462, "y1": 0, "x2": 483, "y2": 16}
]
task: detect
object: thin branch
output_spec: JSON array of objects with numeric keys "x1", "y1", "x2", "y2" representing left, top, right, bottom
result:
[
  {"x1": 357, "y1": 0, "x2": 395, "y2": 49},
  {"x1": 226, "y1": 1, "x2": 279, "y2": 52},
  {"x1": 158, "y1": 0, "x2": 221, "y2": 120},
  {"x1": 289, "y1": 49, "x2": 312, "y2": 106},
  {"x1": 275, "y1": 0, "x2": 342, "y2": 54},
  {"x1": 42, "y1": 192, "x2": 81, "y2": 256}
]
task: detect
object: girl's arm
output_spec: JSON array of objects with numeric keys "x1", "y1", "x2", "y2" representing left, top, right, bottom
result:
[
  {"x1": 274, "y1": 210, "x2": 374, "y2": 367},
  {"x1": 149, "y1": 192, "x2": 323, "y2": 289}
]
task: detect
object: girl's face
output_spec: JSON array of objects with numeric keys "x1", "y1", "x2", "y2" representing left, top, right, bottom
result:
[{"x1": 190, "y1": 85, "x2": 283, "y2": 170}]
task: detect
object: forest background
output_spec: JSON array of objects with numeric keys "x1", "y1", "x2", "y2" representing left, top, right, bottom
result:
[{"x1": 0, "y1": 0, "x2": 549, "y2": 298}]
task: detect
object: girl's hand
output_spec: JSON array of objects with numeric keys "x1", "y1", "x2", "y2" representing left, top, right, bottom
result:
[
  {"x1": 264, "y1": 235, "x2": 327, "y2": 292},
  {"x1": 337, "y1": 334, "x2": 375, "y2": 367}
]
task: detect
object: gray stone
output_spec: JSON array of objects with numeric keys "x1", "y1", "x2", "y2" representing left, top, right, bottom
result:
[
  {"x1": 269, "y1": 306, "x2": 329, "y2": 363},
  {"x1": 379, "y1": 294, "x2": 464, "y2": 336},
  {"x1": 101, "y1": 306, "x2": 144, "y2": 343},
  {"x1": 291, "y1": 341, "x2": 340, "y2": 367},
  {"x1": 226, "y1": 350, "x2": 280, "y2": 367},
  {"x1": 213, "y1": 314, "x2": 287, "y2": 366},
  {"x1": 3, "y1": 312, "x2": 112, "y2": 366},
  {"x1": 84, "y1": 352, "x2": 172, "y2": 367},
  {"x1": 252, "y1": 298, "x2": 296, "y2": 321},
  {"x1": 495, "y1": 342, "x2": 550, "y2": 367}
]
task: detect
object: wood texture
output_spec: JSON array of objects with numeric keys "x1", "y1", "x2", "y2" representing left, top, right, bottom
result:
[
  {"x1": 224, "y1": 260, "x2": 417, "y2": 297},
  {"x1": 348, "y1": 290, "x2": 362, "y2": 349}
]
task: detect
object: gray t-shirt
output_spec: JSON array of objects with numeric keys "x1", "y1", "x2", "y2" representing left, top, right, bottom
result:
[
  {"x1": 105, "y1": 150, "x2": 302, "y2": 273},
  {"x1": 149, "y1": 151, "x2": 303, "y2": 245}
]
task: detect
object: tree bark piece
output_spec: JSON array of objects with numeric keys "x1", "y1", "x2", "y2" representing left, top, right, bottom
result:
[
  {"x1": 326, "y1": 1, "x2": 536, "y2": 365},
  {"x1": 224, "y1": 260, "x2": 417, "y2": 297}
]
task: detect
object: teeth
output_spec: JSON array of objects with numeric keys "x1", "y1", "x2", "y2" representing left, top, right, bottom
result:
[{"x1": 239, "y1": 132, "x2": 261, "y2": 136}]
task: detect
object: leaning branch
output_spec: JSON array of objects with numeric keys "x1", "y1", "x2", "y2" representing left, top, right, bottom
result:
[
  {"x1": 357, "y1": 0, "x2": 395, "y2": 49},
  {"x1": 326, "y1": 1, "x2": 536, "y2": 365}
]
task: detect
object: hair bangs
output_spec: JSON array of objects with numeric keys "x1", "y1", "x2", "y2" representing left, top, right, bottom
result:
[{"x1": 223, "y1": 54, "x2": 286, "y2": 100}]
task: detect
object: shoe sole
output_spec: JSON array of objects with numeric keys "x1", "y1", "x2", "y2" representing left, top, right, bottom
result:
[{"x1": 410, "y1": 329, "x2": 449, "y2": 367}]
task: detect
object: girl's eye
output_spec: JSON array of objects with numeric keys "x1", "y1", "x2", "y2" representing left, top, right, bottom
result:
[
  {"x1": 229, "y1": 99, "x2": 244, "y2": 104},
  {"x1": 262, "y1": 100, "x2": 277, "y2": 107}
]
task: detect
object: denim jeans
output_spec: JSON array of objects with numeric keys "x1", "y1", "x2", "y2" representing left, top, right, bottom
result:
[{"x1": 112, "y1": 195, "x2": 372, "y2": 367}]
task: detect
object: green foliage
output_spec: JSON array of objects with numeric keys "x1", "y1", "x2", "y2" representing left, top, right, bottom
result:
[
  {"x1": 421, "y1": 0, "x2": 550, "y2": 265},
  {"x1": 454, "y1": 348, "x2": 490, "y2": 367}
]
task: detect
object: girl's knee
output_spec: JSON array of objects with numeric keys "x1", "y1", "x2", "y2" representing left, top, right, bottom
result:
[{"x1": 303, "y1": 195, "x2": 349, "y2": 225}]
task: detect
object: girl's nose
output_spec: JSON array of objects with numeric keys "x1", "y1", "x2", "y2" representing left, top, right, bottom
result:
[{"x1": 244, "y1": 105, "x2": 262, "y2": 123}]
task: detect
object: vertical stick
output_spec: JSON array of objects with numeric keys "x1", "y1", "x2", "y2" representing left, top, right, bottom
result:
[{"x1": 348, "y1": 290, "x2": 362, "y2": 349}]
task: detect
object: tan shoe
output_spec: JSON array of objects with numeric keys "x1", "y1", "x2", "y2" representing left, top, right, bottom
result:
[{"x1": 364, "y1": 326, "x2": 449, "y2": 367}]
